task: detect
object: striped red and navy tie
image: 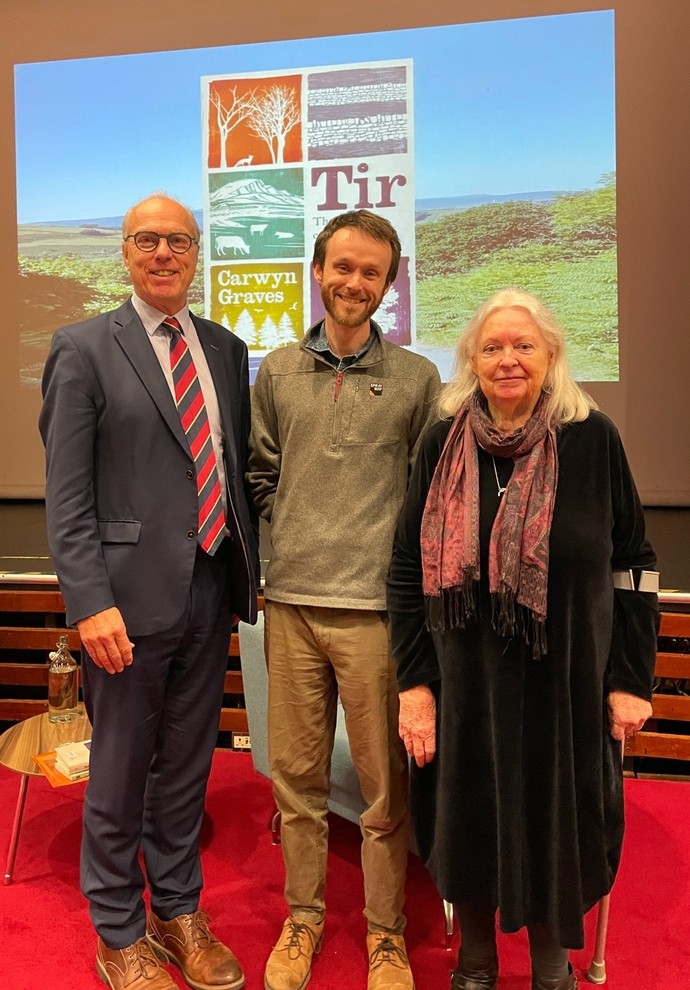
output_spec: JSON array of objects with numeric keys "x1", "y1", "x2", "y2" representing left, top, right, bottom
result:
[{"x1": 164, "y1": 316, "x2": 226, "y2": 555}]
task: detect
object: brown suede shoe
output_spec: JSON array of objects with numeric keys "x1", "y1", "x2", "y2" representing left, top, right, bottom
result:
[
  {"x1": 97, "y1": 936, "x2": 177, "y2": 990},
  {"x1": 366, "y1": 933, "x2": 415, "y2": 990},
  {"x1": 147, "y1": 910, "x2": 245, "y2": 990},
  {"x1": 264, "y1": 916, "x2": 323, "y2": 990}
]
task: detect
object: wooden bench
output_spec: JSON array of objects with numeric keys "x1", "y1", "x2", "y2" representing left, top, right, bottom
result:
[
  {"x1": 0, "y1": 587, "x2": 254, "y2": 737},
  {"x1": 625, "y1": 611, "x2": 690, "y2": 764}
]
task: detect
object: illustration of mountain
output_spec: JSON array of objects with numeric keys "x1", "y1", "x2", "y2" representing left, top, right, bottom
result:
[{"x1": 210, "y1": 176, "x2": 303, "y2": 222}]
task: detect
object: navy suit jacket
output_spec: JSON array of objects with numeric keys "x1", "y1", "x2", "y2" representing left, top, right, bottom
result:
[{"x1": 39, "y1": 299, "x2": 259, "y2": 633}]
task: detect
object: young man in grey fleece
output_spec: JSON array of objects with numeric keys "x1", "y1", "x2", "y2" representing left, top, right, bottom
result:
[{"x1": 248, "y1": 209, "x2": 440, "y2": 990}]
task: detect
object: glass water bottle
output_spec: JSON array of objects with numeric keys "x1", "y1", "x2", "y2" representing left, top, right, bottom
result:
[{"x1": 47, "y1": 634, "x2": 78, "y2": 723}]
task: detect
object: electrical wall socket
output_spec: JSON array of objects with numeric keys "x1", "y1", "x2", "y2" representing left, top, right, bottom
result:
[{"x1": 232, "y1": 732, "x2": 251, "y2": 751}]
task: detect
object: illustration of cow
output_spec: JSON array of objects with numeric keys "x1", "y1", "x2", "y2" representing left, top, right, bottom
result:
[
  {"x1": 275, "y1": 231, "x2": 294, "y2": 239},
  {"x1": 250, "y1": 223, "x2": 268, "y2": 236},
  {"x1": 215, "y1": 234, "x2": 250, "y2": 256}
]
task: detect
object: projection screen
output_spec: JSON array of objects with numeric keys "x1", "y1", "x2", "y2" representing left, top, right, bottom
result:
[{"x1": 1, "y1": 0, "x2": 688, "y2": 504}]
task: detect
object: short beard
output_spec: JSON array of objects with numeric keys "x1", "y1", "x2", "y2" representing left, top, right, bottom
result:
[{"x1": 321, "y1": 288, "x2": 381, "y2": 329}]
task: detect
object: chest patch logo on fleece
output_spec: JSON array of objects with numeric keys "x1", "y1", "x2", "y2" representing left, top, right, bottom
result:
[{"x1": 369, "y1": 383, "x2": 384, "y2": 397}]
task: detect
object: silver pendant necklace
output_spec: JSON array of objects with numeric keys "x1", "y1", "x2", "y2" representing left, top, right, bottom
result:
[{"x1": 492, "y1": 456, "x2": 508, "y2": 497}]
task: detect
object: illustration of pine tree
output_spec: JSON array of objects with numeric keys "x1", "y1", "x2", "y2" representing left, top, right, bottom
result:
[
  {"x1": 276, "y1": 312, "x2": 298, "y2": 346},
  {"x1": 259, "y1": 315, "x2": 280, "y2": 349},
  {"x1": 234, "y1": 308, "x2": 257, "y2": 346}
]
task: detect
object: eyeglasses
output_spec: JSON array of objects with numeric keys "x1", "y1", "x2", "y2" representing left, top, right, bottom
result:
[{"x1": 123, "y1": 231, "x2": 199, "y2": 254}]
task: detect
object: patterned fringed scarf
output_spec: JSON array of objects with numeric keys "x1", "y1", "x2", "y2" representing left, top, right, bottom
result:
[{"x1": 421, "y1": 392, "x2": 558, "y2": 657}]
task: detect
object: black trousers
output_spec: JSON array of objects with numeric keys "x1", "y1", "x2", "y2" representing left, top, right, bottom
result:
[
  {"x1": 81, "y1": 543, "x2": 233, "y2": 948},
  {"x1": 455, "y1": 902, "x2": 569, "y2": 981}
]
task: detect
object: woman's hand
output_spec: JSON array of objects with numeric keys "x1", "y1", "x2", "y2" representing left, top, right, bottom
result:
[
  {"x1": 399, "y1": 685, "x2": 437, "y2": 767},
  {"x1": 607, "y1": 690, "x2": 653, "y2": 741}
]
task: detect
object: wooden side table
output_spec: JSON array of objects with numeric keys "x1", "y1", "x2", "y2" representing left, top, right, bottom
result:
[{"x1": 0, "y1": 707, "x2": 91, "y2": 884}]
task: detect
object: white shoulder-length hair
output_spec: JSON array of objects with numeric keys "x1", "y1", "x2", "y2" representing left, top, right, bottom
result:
[{"x1": 437, "y1": 288, "x2": 598, "y2": 428}]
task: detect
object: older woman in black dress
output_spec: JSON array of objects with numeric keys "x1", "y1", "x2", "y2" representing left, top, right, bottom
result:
[{"x1": 387, "y1": 290, "x2": 658, "y2": 990}]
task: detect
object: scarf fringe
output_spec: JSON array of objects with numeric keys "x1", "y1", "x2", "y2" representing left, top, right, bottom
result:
[
  {"x1": 425, "y1": 585, "x2": 547, "y2": 658},
  {"x1": 425, "y1": 579, "x2": 479, "y2": 633},
  {"x1": 491, "y1": 591, "x2": 547, "y2": 659}
]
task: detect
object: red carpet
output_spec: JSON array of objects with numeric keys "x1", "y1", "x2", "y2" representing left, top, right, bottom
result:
[{"x1": 0, "y1": 752, "x2": 688, "y2": 990}]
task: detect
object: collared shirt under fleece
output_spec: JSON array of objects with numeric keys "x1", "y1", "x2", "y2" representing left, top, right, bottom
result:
[{"x1": 248, "y1": 319, "x2": 441, "y2": 609}]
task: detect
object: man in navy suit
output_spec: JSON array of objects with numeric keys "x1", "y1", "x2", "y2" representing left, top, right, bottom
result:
[{"x1": 40, "y1": 194, "x2": 259, "y2": 990}]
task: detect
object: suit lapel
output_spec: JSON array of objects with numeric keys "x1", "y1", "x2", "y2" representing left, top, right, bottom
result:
[{"x1": 112, "y1": 300, "x2": 190, "y2": 455}]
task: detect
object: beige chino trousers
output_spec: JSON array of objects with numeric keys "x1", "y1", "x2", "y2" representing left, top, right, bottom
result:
[{"x1": 265, "y1": 600, "x2": 410, "y2": 933}]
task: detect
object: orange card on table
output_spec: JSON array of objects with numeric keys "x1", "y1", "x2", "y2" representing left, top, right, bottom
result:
[{"x1": 32, "y1": 750, "x2": 89, "y2": 787}]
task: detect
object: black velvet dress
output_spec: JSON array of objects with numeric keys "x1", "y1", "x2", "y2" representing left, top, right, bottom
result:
[{"x1": 387, "y1": 411, "x2": 658, "y2": 948}]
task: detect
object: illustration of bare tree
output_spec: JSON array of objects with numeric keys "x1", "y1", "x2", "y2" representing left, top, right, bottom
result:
[
  {"x1": 210, "y1": 85, "x2": 255, "y2": 168},
  {"x1": 248, "y1": 86, "x2": 300, "y2": 164}
]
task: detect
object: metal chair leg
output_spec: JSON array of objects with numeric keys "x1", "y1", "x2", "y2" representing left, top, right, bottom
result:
[
  {"x1": 443, "y1": 898, "x2": 454, "y2": 949},
  {"x1": 269, "y1": 806, "x2": 281, "y2": 845},
  {"x1": 4, "y1": 773, "x2": 30, "y2": 885}
]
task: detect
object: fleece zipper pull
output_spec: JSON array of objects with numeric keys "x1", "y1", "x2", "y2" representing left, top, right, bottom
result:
[{"x1": 333, "y1": 370, "x2": 344, "y2": 401}]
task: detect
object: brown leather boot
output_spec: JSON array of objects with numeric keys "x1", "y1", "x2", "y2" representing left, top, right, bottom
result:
[
  {"x1": 96, "y1": 936, "x2": 177, "y2": 990},
  {"x1": 147, "y1": 909, "x2": 245, "y2": 989},
  {"x1": 531, "y1": 965, "x2": 578, "y2": 990}
]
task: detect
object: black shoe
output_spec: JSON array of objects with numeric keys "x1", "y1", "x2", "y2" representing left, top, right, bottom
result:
[
  {"x1": 531, "y1": 964, "x2": 578, "y2": 990},
  {"x1": 450, "y1": 959, "x2": 498, "y2": 990}
]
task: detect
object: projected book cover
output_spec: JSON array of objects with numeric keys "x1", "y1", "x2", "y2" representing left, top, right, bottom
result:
[
  {"x1": 15, "y1": 10, "x2": 617, "y2": 386},
  {"x1": 202, "y1": 61, "x2": 415, "y2": 355}
]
